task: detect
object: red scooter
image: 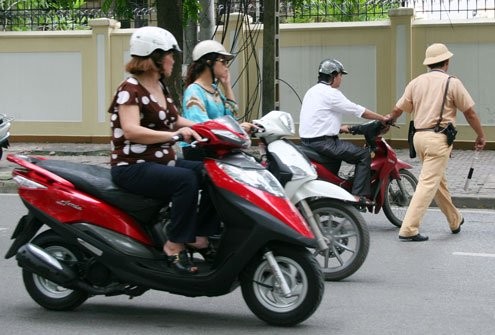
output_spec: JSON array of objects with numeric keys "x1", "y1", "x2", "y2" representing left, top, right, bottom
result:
[
  {"x1": 4, "y1": 116, "x2": 324, "y2": 326},
  {"x1": 298, "y1": 120, "x2": 418, "y2": 227}
]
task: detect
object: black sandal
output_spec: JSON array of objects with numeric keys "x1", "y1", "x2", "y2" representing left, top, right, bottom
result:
[
  {"x1": 188, "y1": 243, "x2": 217, "y2": 264},
  {"x1": 167, "y1": 250, "x2": 198, "y2": 274}
]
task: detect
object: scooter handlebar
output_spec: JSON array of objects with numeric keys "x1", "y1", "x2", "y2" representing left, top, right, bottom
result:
[
  {"x1": 348, "y1": 120, "x2": 395, "y2": 150},
  {"x1": 171, "y1": 134, "x2": 208, "y2": 148},
  {"x1": 171, "y1": 134, "x2": 184, "y2": 143}
]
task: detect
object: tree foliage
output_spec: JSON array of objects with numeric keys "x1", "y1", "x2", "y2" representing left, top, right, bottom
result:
[
  {"x1": 1, "y1": 0, "x2": 89, "y2": 31},
  {"x1": 287, "y1": 0, "x2": 396, "y2": 22},
  {"x1": 101, "y1": 0, "x2": 199, "y2": 25}
]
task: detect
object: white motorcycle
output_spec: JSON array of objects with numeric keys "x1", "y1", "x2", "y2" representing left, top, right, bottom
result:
[
  {"x1": 251, "y1": 111, "x2": 369, "y2": 281},
  {"x1": 0, "y1": 114, "x2": 13, "y2": 160}
]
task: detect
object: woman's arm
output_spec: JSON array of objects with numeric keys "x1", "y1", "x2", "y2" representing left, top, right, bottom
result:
[{"x1": 119, "y1": 105, "x2": 200, "y2": 143}]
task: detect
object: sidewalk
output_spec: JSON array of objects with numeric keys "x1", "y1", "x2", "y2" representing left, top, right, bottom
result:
[{"x1": 1, "y1": 142, "x2": 494, "y2": 209}]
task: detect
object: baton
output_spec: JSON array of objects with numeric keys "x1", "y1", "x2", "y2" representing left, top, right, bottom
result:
[{"x1": 463, "y1": 150, "x2": 480, "y2": 191}]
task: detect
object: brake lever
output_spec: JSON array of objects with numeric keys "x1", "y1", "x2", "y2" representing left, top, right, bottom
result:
[
  {"x1": 190, "y1": 138, "x2": 209, "y2": 148},
  {"x1": 384, "y1": 119, "x2": 400, "y2": 129},
  {"x1": 251, "y1": 123, "x2": 265, "y2": 133}
]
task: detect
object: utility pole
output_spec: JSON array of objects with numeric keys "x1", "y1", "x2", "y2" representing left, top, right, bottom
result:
[
  {"x1": 262, "y1": 0, "x2": 279, "y2": 115},
  {"x1": 198, "y1": 0, "x2": 215, "y2": 40},
  {"x1": 156, "y1": 0, "x2": 183, "y2": 108}
]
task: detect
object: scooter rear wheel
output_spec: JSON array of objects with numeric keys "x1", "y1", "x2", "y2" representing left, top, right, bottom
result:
[
  {"x1": 22, "y1": 230, "x2": 89, "y2": 311},
  {"x1": 383, "y1": 169, "x2": 418, "y2": 227},
  {"x1": 306, "y1": 198, "x2": 369, "y2": 281},
  {"x1": 240, "y1": 244, "x2": 324, "y2": 327}
]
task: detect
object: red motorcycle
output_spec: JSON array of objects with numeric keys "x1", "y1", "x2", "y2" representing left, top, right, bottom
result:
[
  {"x1": 4, "y1": 116, "x2": 324, "y2": 326},
  {"x1": 298, "y1": 120, "x2": 418, "y2": 227}
]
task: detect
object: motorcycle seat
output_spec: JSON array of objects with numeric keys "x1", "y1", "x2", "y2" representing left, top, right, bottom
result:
[
  {"x1": 36, "y1": 159, "x2": 164, "y2": 224},
  {"x1": 296, "y1": 145, "x2": 342, "y2": 175},
  {"x1": 296, "y1": 145, "x2": 332, "y2": 163}
]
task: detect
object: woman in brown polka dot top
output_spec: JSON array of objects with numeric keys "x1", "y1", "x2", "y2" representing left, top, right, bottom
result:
[{"x1": 108, "y1": 27, "x2": 219, "y2": 275}]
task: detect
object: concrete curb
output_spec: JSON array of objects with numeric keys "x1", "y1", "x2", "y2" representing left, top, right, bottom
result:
[{"x1": 451, "y1": 196, "x2": 495, "y2": 210}]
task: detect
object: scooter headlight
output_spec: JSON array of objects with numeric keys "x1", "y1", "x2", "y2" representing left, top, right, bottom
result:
[{"x1": 219, "y1": 163, "x2": 285, "y2": 197}]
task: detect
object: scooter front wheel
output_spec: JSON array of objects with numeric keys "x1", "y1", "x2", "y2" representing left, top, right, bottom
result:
[
  {"x1": 383, "y1": 169, "x2": 418, "y2": 227},
  {"x1": 306, "y1": 198, "x2": 369, "y2": 281},
  {"x1": 240, "y1": 244, "x2": 324, "y2": 327},
  {"x1": 22, "y1": 230, "x2": 89, "y2": 311}
]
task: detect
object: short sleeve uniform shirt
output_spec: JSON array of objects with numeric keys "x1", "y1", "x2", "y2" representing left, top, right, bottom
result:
[{"x1": 396, "y1": 70, "x2": 475, "y2": 129}]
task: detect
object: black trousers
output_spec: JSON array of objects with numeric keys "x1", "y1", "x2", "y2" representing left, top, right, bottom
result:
[
  {"x1": 111, "y1": 159, "x2": 219, "y2": 244},
  {"x1": 302, "y1": 137, "x2": 371, "y2": 197}
]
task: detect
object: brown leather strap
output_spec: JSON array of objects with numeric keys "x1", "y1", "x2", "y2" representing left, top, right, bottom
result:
[{"x1": 435, "y1": 76, "x2": 453, "y2": 130}]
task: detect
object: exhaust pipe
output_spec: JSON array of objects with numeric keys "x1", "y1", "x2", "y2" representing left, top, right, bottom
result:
[
  {"x1": 16, "y1": 243, "x2": 78, "y2": 287},
  {"x1": 16, "y1": 243, "x2": 137, "y2": 296}
]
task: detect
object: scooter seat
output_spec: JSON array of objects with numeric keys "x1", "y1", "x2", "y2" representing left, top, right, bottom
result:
[
  {"x1": 36, "y1": 159, "x2": 164, "y2": 224},
  {"x1": 296, "y1": 145, "x2": 342, "y2": 175},
  {"x1": 297, "y1": 145, "x2": 333, "y2": 164}
]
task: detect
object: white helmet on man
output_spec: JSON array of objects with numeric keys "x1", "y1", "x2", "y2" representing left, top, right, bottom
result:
[
  {"x1": 192, "y1": 40, "x2": 234, "y2": 62},
  {"x1": 130, "y1": 26, "x2": 181, "y2": 57}
]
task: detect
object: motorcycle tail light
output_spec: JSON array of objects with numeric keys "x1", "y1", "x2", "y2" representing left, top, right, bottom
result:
[{"x1": 13, "y1": 175, "x2": 47, "y2": 189}]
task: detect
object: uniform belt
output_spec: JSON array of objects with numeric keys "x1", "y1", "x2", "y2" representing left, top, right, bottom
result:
[
  {"x1": 415, "y1": 127, "x2": 445, "y2": 132},
  {"x1": 301, "y1": 135, "x2": 338, "y2": 143}
]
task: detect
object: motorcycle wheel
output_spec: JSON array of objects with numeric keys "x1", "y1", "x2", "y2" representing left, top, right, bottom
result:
[
  {"x1": 22, "y1": 230, "x2": 89, "y2": 311},
  {"x1": 306, "y1": 198, "x2": 369, "y2": 281},
  {"x1": 383, "y1": 169, "x2": 418, "y2": 227},
  {"x1": 240, "y1": 244, "x2": 324, "y2": 327}
]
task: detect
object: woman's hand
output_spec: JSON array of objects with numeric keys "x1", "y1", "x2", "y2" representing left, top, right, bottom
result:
[
  {"x1": 217, "y1": 67, "x2": 231, "y2": 87},
  {"x1": 175, "y1": 127, "x2": 202, "y2": 143}
]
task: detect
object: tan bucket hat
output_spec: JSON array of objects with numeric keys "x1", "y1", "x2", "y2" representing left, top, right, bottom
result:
[{"x1": 423, "y1": 43, "x2": 454, "y2": 65}]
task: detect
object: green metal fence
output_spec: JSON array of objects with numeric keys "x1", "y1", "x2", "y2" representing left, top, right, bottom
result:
[{"x1": 1, "y1": 0, "x2": 494, "y2": 31}]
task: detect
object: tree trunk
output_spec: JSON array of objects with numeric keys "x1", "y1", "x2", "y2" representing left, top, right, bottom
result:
[{"x1": 156, "y1": 0, "x2": 184, "y2": 111}]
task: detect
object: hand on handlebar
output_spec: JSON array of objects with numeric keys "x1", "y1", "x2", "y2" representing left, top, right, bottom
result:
[
  {"x1": 340, "y1": 125, "x2": 351, "y2": 134},
  {"x1": 383, "y1": 114, "x2": 400, "y2": 128},
  {"x1": 173, "y1": 127, "x2": 202, "y2": 144},
  {"x1": 241, "y1": 122, "x2": 260, "y2": 135}
]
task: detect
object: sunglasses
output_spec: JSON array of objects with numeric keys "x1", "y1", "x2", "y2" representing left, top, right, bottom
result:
[{"x1": 216, "y1": 58, "x2": 230, "y2": 65}]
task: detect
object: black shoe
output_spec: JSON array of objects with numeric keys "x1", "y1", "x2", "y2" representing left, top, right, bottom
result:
[
  {"x1": 187, "y1": 243, "x2": 217, "y2": 263},
  {"x1": 166, "y1": 250, "x2": 198, "y2": 274},
  {"x1": 452, "y1": 217, "x2": 464, "y2": 234},
  {"x1": 354, "y1": 196, "x2": 375, "y2": 206},
  {"x1": 399, "y1": 234, "x2": 429, "y2": 242}
]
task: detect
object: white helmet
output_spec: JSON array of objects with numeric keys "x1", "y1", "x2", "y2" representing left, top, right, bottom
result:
[
  {"x1": 192, "y1": 40, "x2": 234, "y2": 62},
  {"x1": 130, "y1": 26, "x2": 181, "y2": 57}
]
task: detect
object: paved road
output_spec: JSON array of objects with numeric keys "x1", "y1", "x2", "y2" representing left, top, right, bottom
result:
[{"x1": 1, "y1": 194, "x2": 495, "y2": 335}]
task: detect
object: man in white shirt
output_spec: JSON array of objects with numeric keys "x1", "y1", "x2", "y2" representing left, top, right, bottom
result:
[{"x1": 299, "y1": 59, "x2": 388, "y2": 205}]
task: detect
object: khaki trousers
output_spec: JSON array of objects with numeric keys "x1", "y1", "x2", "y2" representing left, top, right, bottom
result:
[{"x1": 399, "y1": 131, "x2": 463, "y2": 237}]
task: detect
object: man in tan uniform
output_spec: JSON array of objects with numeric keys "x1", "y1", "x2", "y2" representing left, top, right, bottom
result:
[{"x1": 388, "y1": 43, "x2": 486, "y2": 242}]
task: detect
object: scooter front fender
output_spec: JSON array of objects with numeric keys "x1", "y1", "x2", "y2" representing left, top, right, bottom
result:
[{"x1": 290, "y1": 179, "x2": 356, "y2": 204}]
